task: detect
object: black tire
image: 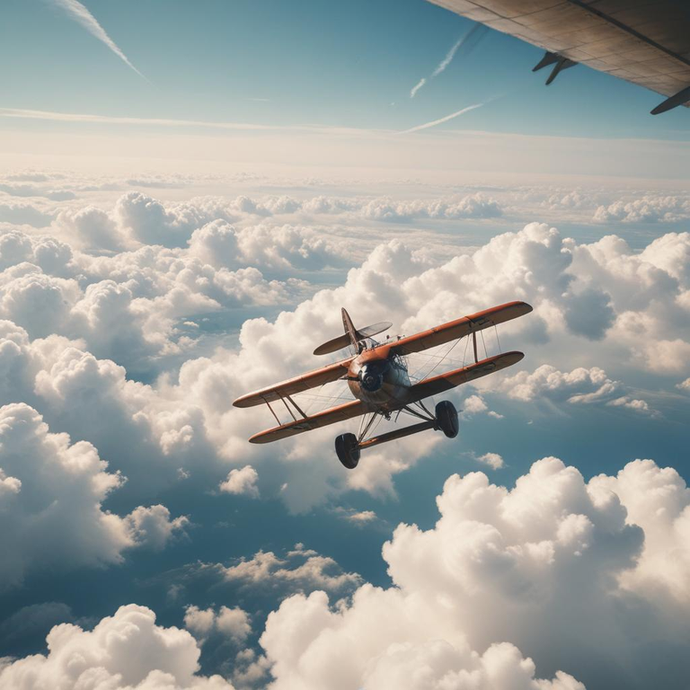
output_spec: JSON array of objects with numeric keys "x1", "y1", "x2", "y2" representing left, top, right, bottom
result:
[
  {"x1": 435, "y1": 401, "x2": 459, "y2": 439},
  {"x1": 335, "y1": 433, "x2": 360, "y2": 469}
]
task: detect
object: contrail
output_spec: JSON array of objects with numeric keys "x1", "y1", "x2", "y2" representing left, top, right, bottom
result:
[
  {"x1": 410, "y1": 23, "x2": 487, "y2": 98},
  {"x1": 410, "y1": 78, "x2": 426, "y2": 98},
  {"x1": 50, "y1": 0, "x2": 147, "y2": 80},
  {"x1": 400, "y1": 102, "x2": 483, "y2": 134},
  {"x1": 431, "y1": 38, "x2": 463, "y2": 77}
]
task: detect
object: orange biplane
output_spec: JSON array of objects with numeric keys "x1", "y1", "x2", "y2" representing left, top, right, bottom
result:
[{"x1": 233, "y1": 301, "x2": 532, "y2": 469}]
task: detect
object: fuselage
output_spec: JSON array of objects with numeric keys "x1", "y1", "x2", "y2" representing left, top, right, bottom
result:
[{"x1": 347, "y1": 347, "x2": 411, "y2": 410}]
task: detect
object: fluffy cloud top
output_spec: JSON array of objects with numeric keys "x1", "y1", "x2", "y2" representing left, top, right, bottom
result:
[
  {"x1": 477, "y1": 452, "x2": 504, "y2": 469},
  {"x1": 0, "y1": 604, "x2": 235, "y2": 689},
  {"x1": 499, "y1": 364, "x2": 653, "y2": 413},
  {"x1": 221, "y1": 545, "x2": 361, "y2": 594},
  {"x1": 219, "y1": 465, "x2": 259, "y2": 498},
  {"x1": 184, "y1": 605, "x2": 251, "y2": 645},
  {"x1": 258, "y1": 458, "x2": 690, "y2": 690},
  {"x1": 594, "y1": 195, "x2": 690, "y2": 223},
  {"x1": 0, "y1": 403, "x2": 186, "y2": 589}
]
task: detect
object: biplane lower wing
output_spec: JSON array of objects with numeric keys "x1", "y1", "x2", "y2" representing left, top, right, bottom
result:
[
  {"x1": 249, "y1": 399, "x2": 370, "y2": 444},
  {"x1": 392, "y1": 301, "x2": 532, "y2": 357},
  {"x1": 249, "y1": 351, "x2": 523, "y2": 444},
  {"x1": 233, "y1": 357, "x2": 354, "y2": 408},
  {"x1": 406, "y1": 351, "x2": 524, "y2": 403}
]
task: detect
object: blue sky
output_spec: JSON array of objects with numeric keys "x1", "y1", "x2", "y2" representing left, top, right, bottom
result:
[
  {"x1": 3, "y1": 0, "x2": 690, "y2": 142},
  {"x1": 0, "y1": 3, "x2": 689, "y2": 690}
]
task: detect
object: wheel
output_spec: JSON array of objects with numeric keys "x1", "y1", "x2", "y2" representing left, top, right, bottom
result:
[
  {"x1": 435, "y1": 401, "x2": 459, "y2": 439},
  {"x1": 335, "y1": 433, "x2": 360, "y2": 469}
]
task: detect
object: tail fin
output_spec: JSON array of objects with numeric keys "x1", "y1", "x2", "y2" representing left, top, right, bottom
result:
[
  {"x1": 341, "y1": 308, "x2": 360, "y2": 351},
  {"x1": 313, "y1": 310, "x2": 392, "y2": 356}
]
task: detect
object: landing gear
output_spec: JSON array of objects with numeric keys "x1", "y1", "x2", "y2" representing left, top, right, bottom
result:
[
  {"x1": 435, "y1": 401, "x2": 459, "y2": 438},
  {"x1": 335, "y1": 433, "x2": 360, "y2": 469}
]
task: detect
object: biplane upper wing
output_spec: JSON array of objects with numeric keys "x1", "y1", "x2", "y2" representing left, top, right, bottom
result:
[
  {"x1": 233, "y1": 357, "x2": 354, "y2": 408},
  {"x1": 391, "y1": 301, "x2": 532, "y2": 357},
  {"x1": 249, "y1": 399, "x2": 370, "y2": 444},
  {"x1": 406, "y1": 350, "x2": 524, "y2": 402}
]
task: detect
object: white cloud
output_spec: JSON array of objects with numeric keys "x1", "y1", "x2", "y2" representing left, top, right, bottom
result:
[
  {"x1": 678, "y1": 377, "x2": 690, "y2": 391},
  {"x1": 126, "y1": 505, "x2": 189, "y2": 551},
  {"x1": 462, "y1": 394, "x2": 487, "y2": 415},
  {"x1": 594, "y1": 195, "x2": 690, "y2": 223},
  {"x1": 221, "y1": 545, "x2": 361, "y2": 594},
  {"x1": 215, "y1": 607, "x2": 252, "y2": 644},
  {"x1": 184, "y1": 605, "x2": 251, "y2": 645},
  {"x1": 0, "y1": 403, "x2": 186, "y2": 590},
  {"x1": 219, "y1": 466, "x2": 260, "y2": 498},
  {"x1": 498, "y1": 364, "x2": 653, "y2": 414},
  {"x1": 0, "y1": 604, "x2": 235, "y2": 689},
  {"x1": 347, "y1": 510, "x2": 377, "y2": 524},
  {"x1": 258, "y1": 458, "x2": 690, "y2": 690},
  {"x1": 0, "y1": 196, "x2": 686, "y2": 510},
  {"x1": 591, "y1": 459, "x2": 690, "y2": 603},
  {"x1": 477, "y1": 452, "x2": 504, "y2": 469}
]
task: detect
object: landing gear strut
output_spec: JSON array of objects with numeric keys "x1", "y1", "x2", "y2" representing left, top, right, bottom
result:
[{"x1": 335, "y1": 400, "x2": 459, "y2": 469}]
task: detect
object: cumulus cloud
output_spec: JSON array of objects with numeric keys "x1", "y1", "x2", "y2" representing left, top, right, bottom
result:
[
  {"x1": 258, "y1": 458, "x2": 690, "y2": 690},
  {"x1": 347, "y1": 510, "x2": 377, "y2": 524},
  {"x1": 1, "y1": 193, "x2": 686, "y2": 509},
  {"x1": 594, "y1": 195, "x2": 690, "y2": 223},
  {"x1": 219, "y1": 465, "x2": 260, "y2": 498},
  {"x1": 158, "y1": 223, "x2": 690, "y2": 508},
  {"x1": 498, "y1": 364, "x2": 653, "y2": 414},
  {"x1": 0, "y1": 225, "x2": 303, "y2": 371},
  {"x1": 184, "y1": 605, "x2": 251, "y2": 645},
  {"x1": 221, "y1": 544, "x2": 361, "y2": 594},
  {"x1": 0, "y1": 403, "x2": 186, "y2": 589},
  {"x1": 591, "y1": 459, "x2": 690, "y2": 603},
  {"x1": 115, "y1": 193, "x2": 236, "y2": 248},
  {"x1": 477, "y1": 451, "x2": 504, "y2": 469},
  {"x1": 0, "y1": 604, "x2": 234, "y2": 689}
]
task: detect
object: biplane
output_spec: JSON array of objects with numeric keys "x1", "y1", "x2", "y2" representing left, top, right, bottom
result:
[{"x1": 233, "y1": 301, "x2": 532, "y2": 469}]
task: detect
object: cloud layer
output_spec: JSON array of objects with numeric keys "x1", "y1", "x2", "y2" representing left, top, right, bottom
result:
[{"x1": 258, "y1": 458, "x2": 690, "y2": 689}]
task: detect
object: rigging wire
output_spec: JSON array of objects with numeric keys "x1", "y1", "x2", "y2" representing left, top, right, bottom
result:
[
  {"x1": 415, "y1": 335, "x2": 464, "y2": 382},
  {"x1": 480, "y1": 329, "x2": 488, "y2": 359},
  {"x1": 494, "y1": 323, "x2": 502, "y2": 354}
]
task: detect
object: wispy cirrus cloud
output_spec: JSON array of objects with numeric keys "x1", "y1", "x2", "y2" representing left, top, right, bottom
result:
[
  {"x1": 410, "y1": 23, "x2": 488, "y2": 98},
  {"x1": 50, "y1": 0, "x2": 147, "y2": 80},
  {"x1": 400, "y1": 102, "x2": 483, "y2": 134},
  {"x1": 410, "y1": 77, "x2": 427, "y2": 98}
]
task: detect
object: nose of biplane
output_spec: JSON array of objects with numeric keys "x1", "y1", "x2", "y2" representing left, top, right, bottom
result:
[{"x1": 359, "y1": 360, "x2": 390, "y2": 392}]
